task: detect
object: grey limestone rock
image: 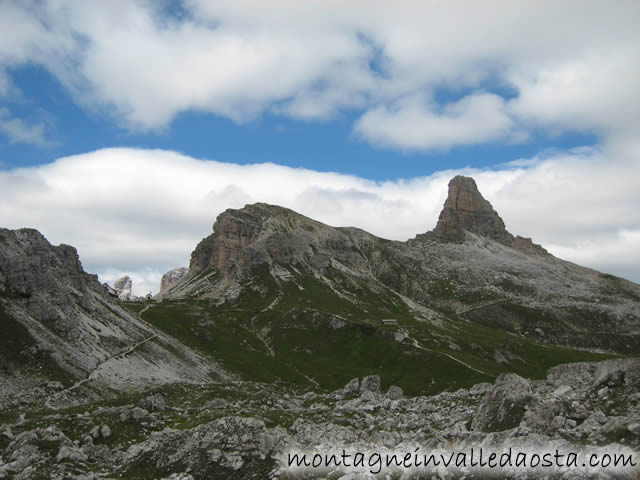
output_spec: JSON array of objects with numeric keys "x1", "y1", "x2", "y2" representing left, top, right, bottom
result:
[
  {"x1": 472, "y1": 373, "x2": 532, "y2": 432},
  {"x1": 56, "y1": 445, "x2": 88, "y2": 463},
  {"x1": 433, "y1": 175, "x2": 513, "y2": 245},
  {"x1": 359, "y1": 375, "x2": 381, "y2": 393},
  {"x1": 113, "y1": 275, "x2": 133, "y2": 300},
  {"x1": 187, "y1": 203, "x2": 367, "y2": 277},
  {"x1": 421, "y1": 175, "x2": 548, "y2": 256},
  {"x1": 386, "y1": 385, "x2": 403, "y2": 400},
  {"x1": 139, "y1": 393, "x2": 167, "y2": 412},
  {"x1": 0, "y1": 228, "x2": 229, "y2": 409},
  {"x1": 159, "y1": 267, "x2": 188, "y2": 292},
  {"x1": 342, "y1": 378, "x2": 360, "y2": 396},
  {"x1": 99, "y1": 425, "x2": 111, "y2": 439}
]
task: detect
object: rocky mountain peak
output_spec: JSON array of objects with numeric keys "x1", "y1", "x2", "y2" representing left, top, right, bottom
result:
[
  {"x1": 428, "y1": 175, "x2": 547, "y2": 255},
  {"x1": 187, "y1": 202, "x2": 364, "y2": 277},
  {"x1": 433, "y1": 175, "x2": 513, "y2": 244}
]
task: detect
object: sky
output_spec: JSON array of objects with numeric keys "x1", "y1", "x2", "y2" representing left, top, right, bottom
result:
[{"x1": 0, "y1": 1, "x2": 639, "y2": 295}]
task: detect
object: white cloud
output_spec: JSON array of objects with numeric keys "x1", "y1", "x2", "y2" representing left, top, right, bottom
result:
[
  {"x1": 98, "y1": 269, "x2": 163, "y2": 299},
  {"x1": 0, "y1": 147, "x2": 638, "y2": 295},
  {"x1": 547, "y1": 230, "x2": 640, "y2": 284},
  {"x1": 506, "y1": 51, "x2": 640, "y2": 138},
  {"x1": 355, "y1": 93, "x2": 520, "y2": 150},
  {"x1": 0, "y1": 1, "x2": 638, "y2": 147},
  {"x1": 0, "y1": 107, "x2": 51, "y2": 146}
]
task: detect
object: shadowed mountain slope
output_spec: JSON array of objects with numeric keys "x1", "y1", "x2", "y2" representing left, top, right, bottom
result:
[{"x1": 0, "y1": 228, "x2": 228, "y2": 409}]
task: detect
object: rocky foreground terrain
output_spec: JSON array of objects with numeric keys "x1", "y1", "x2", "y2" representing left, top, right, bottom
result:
[
  {"x1": 1, "y1": 176, "x2": 638, "y2": 478},
  {"x1": 1, "y1": 359, "x2": 638, "y2": 478}
]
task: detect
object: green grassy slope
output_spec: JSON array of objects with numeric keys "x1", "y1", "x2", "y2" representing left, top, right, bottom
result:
[{"x1": 128, "y1": 264, "x2": 616, "y2": 396}]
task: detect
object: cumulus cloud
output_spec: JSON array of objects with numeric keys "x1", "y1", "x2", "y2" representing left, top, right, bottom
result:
[
  {"x1": 0, "y1": 1, "x2": 638, "y2": 147},
  {"x1": 355, "y1": 93, "x2": 520, "y2": 150},
  {"x1": 0, "y1": 147, "x2": 638, "y2": 294},
  {"x1": 547, "y1": 230, "x2": 640, "y2": 285},
  {"x1": 506, "y1": 52, "x2": 640, "y2": 139}
]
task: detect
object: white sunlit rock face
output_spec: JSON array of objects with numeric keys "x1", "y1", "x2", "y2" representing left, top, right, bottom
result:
[{"x1": 113, "y1": 275, "x2": 133, "y2": 300}]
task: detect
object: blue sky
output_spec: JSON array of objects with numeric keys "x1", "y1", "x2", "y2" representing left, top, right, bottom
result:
[
  {"x1": 1, "y1": 64, "x2": 599, "y2": 180},
  {"x1": 0, "y1": 1, "x2": 638, "y2": 293}
]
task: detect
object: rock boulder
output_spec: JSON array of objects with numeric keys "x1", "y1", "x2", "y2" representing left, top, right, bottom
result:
[{"x1": 472, "y1": 373, "x2": 532, "y2": 432}]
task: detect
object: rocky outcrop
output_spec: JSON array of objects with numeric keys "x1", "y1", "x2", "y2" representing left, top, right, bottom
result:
[
  {"x1": 433, "y1": 176, "x2": 513, "y2": 244},
  {"x1": 0, "y1": 228, "x2": 91, "y2": 300},
  {"x1": 359, "y1": 375, "x2": 381, "y2": 393},
  {"x1": 189, "y1": 203, "x2": 367, "y2": 277},
  {"x1": 113, "y1": 275, "x2": 133, "y2": 300},
  {"x1": 0, "y1": 228, "x2": 227, "y2": 409},
  {"x1": 471, "y1": 373, "x2": 533, "y2": 432},
  {"x1": 3, "y1": 358, "x2": 638, "y2": 479},
  {"x1": 159, "y1": 267, "x2": 188, "y2": 293},
  {"x1": 424, "y1": 175, "x2": 547, "y2": 255}
]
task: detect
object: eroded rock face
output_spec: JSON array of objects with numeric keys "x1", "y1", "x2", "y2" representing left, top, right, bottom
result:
[
  {"x1": 188, "y1": 203, "x2": 366, "y2": 276},
  {"x1": 0, "y1": 228, "x2": 227, "y2": 408},
  {"x1": 0, "y1": 228, "x2": 90, "y2": 300},
  {"x1": 433, "y1": 176, "x2": 512, "y2": 244},
  {"x1": 428, "y1": 175, "x2": 547, "y2": 255},
  {"x1": 159, "y1": 267, "x2": 188, "y2": 293}
]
